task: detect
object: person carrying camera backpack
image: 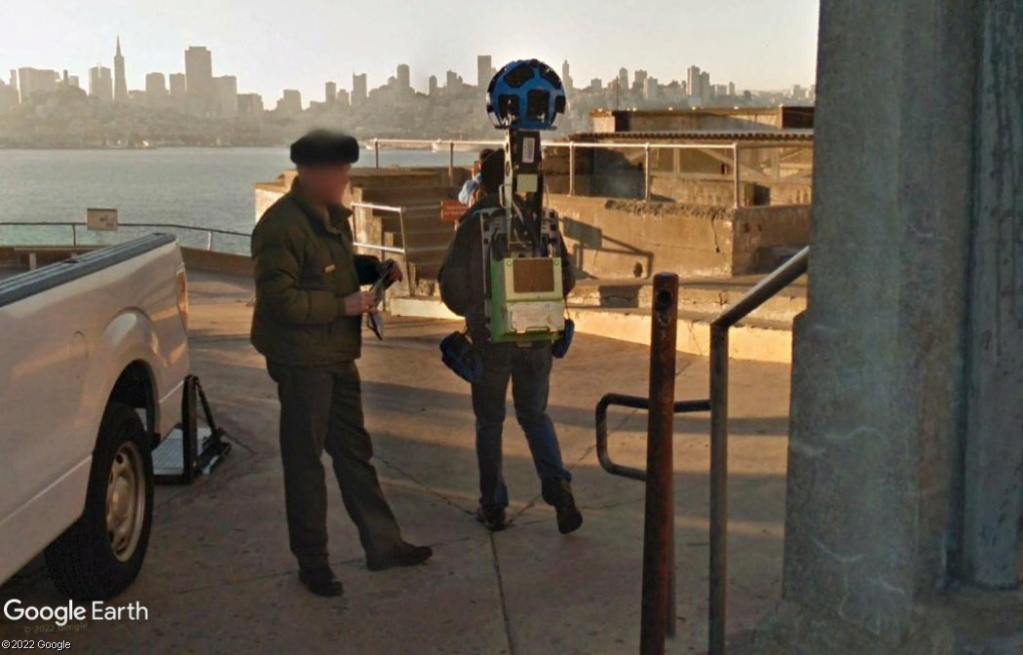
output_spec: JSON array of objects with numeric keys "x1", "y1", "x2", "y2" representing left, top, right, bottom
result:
[{"x1": 437, "y1": 148, "x2": 582, "y2": 534}]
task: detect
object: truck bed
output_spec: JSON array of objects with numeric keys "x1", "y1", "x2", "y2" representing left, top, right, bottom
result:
[{"x1": 0, "y1": 234, "x2": 176, "y2": 309}]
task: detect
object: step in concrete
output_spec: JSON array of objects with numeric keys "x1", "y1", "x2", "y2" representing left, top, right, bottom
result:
[
  {"x1": 568, "y1": 276, "x2": 807, "y2": 323},
  {"x1": 570, "y1": 306, "x2": 794, "y2": 364},
  {"x1": 388, "y1": 298, "x2": 795, "y2": 364}
]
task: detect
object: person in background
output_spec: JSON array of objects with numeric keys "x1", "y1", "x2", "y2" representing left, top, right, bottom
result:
[
  {"x1": 251, "y1": 129, "x2": 432, "y2": 598},
  {"x1": 457, "y1": 148, "x2": 495, "y2": 205},
  {"x1": 438, "y1": 148, "x2": 582, "y2": 535}
]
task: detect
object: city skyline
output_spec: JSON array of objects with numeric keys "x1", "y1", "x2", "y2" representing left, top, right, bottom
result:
[
  {"x1": 0, "y1": 0, "x2": 819, "y2": 104},
  {"x1": 3, "y1": 37, "x2": 815, "y2": 115}
]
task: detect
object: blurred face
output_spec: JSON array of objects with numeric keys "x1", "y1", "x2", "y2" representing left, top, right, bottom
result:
[{"x1": 298, "y1": 163, "x2": 352, "y2": 205}]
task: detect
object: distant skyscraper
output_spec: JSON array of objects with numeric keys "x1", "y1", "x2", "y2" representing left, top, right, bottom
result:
[
  {"x1": 396, "y1": 64, "x2": 411, "y2": 93},
  {"x1": 185, "y1": 46, "x2": 213, "y2": 114},
  {"x1": 168, "y1": 73, "x2": 186, "y2": 97},
  {"x1": 88, "y1": 66, "x2": 113, "y2": 103},
  {"x1": 68, "y1": 75, "x2": 80, "y2": 90},
  {"x1": 561, "y1": 60, "x2": 573, "y2": 90},
  {"x1": 17, "y1": 67, "x2": 60, "y2": 103},
  {"x1": 700, "y1": 71, "x2": 711, "y2": 100},
  {"x1": 145, "y1": 72, "x2": 167, "y2": 105},
  {"x1": 477, "y1": 55, "x2": 493, "y2": 88},
  {"x1": 336, "y1": 89, "x2": 349, "y2": 107},
  {"x1": 446, "y1": 70, "x2": 462, "y2": 89},
  {"x1": 352, "y1": 73, "x2": 367, "y2": 106},
  {"x1": 325, "y1": 81, "x2": 337, "y2": 104},
  {"x1": 0, "y1": 78, "x2": 18, "y2": 112},
  {"x1": 618, "y1": 68, "x2": 629, "y2": 91},
  {"x1": 114, "y1": 37, "x2": 128, "y2": 103},
  {"x1": 687, "y1": 66, "x2": 701, "y2": 99},
  {"x1": 643, "y1": 76, "x2": 659, "y2": 101},
  {"x1": 428, "y1": 75, "x2": 438, "y2": 96},
  {"x1": 237, "y1": 93, "x2": 264, "y2": 115},
  {"x1": 277, "y1": 89, "x2": 302, "y2": 114},
  {"x1": 589, "y1": 78, "x2": 602, "y2": 92},
  {"x1": 634, "y1": 70, "x2": 648, "y2": 92},
  {"x1": 215, "y1": 75, "x2": 238, "y2": 117},
  {"x1": 728, "y1": 81, "x2": 736, "y2": 97}
]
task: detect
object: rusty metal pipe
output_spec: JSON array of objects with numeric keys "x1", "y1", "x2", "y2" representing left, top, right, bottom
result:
[
  {"x1": 640, "y1": 273, "x2": 679, "y2": 655},
  {"x1": 708, "y1": 325, "x2": 729, "y2": 654}
]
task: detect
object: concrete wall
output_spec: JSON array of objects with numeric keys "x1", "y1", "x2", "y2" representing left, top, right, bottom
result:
[
  {"x1": 756, "y1": 0, "x2": 1023, "y2": 653},
  {"x1": 546, "y1": 194, "x2": 810, "y2": 279},
  {"x1": 589, "y1": 108, "x2": 815, "y2": 133},
  {"x1": 732, "y1": 205, "x2": 812, "y2": 274},
  {"x1": 544, "y1": 146, "x2": 813, "y2": 207}
]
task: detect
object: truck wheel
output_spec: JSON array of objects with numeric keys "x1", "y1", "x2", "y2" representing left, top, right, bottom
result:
[{"x1": 45, "y1": 402, "x2": 154, "y2": 600}]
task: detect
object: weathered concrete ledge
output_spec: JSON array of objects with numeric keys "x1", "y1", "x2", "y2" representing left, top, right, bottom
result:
[
  {"x1": 389, "y1": 296, "x2": 795, "y2": 364},
  {"x1": 547, "y1": 195, "x2": 810, "y2": 280}
]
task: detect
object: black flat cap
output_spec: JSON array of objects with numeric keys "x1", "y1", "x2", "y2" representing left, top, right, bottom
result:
[{"x1": 290, "y1": 129, "x2": 360, "y2": 166}]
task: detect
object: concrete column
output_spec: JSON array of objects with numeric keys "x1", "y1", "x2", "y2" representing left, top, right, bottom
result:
[
  {"x1": 961, "y1": 0, "x2": 1023, "y2": 589},
  {"x1": 751, "y1": 0, "x2": 1023, "y2": 652}
]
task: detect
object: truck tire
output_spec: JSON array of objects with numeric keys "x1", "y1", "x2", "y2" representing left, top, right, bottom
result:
[{"x1": 45, "y1": 402, "x2": 154, "y2": 600}]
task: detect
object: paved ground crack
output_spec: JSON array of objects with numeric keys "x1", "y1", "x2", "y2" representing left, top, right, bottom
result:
[
  {"x1": 490, "y1": 534, "x2": 516, "y2": 655},
  {"x1": 376, "y1": 455, "x2": 474, "y2": 516}
]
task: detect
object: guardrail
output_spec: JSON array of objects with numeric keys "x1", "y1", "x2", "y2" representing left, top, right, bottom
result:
[
  {"x1": 349, "y1": 201, "x2": 414, "y2": 296},
  {"x1": 1, "y1": 203, "x2": 437, "y2": 297},
  {"x1": 0, "y1": 221, "x2": 250, "y2": 253},
  {"x1": 593, "y1": 246, "x2": 810, "y2": 655},
  {"x1": 366, "y1": 137, "x2": 813, "y2": 208},
  {"x1": 706, "y1": 245, "x2": 808, "y2": 654}
]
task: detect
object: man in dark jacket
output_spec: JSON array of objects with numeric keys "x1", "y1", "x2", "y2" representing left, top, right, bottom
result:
[
  {"x1": 438, "y1": 148, "x2": 582, "y2": 534},
  {"x1": 251, "y1": 129, "x2": 431, "y2": 598}
]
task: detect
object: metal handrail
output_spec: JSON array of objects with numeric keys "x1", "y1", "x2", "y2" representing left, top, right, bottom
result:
[
  {"x1": 707, "y1": 245, "x2": 809, "y2": 654},
  {"x1": 0, "y1": 221, "x2": 250, "y2": 252},
  {"x1": 348, "y1": 201, "x2": 420, "y2": 296}
]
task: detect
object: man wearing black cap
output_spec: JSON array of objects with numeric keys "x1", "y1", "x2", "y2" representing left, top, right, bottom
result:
[{"x1": 251, "y1": 129, "x2": 432, "y2": 598}]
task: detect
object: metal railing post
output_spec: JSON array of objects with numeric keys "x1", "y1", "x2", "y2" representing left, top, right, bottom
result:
[
  {"x1": 206, "y1": 231, "x2": 214, "y2": 251},
  {"x1": 71, "y1": 224, "x2": 77, "y2": 247},
  {"x1": 705, "y1": 246, "x2": 809, "y2": 655},
  {"x1": 569, "y1": 143, "x2": 576, "y2": 196},
  {"x1": 397, "y1": 207, "x2": 413, "y2": 297},
  {"x1": 374, "y1": 139, "x2": 380, "y2": 168},
  {"x1": 733, "y1": 143, "x2": 741, "y2": 209},
  {"x1": 644, "y1": 143, "x2": 652, "y2": 202},
  {"x1": 449, "y1": 141, "x2": 455, "y2": 184},
  {"x1": 640, "y1": 272, "x2": 679, "y2": 655},
  {"x1": 709, "y1": 324, "x2": 729, "y2": 655}
]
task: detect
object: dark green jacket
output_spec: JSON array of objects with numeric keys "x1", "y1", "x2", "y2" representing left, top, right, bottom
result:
[{"x1": 250, "y1": 179, "x2": 380, "y2": 365}]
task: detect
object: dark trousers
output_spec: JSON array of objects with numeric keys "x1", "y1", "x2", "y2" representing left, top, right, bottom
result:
[
  {"x1": 267, "y1": 360, "x2": 402, "y2": 570},
  {"x1": 471, "y1": 342, "x2": 571, "y2": 509}
]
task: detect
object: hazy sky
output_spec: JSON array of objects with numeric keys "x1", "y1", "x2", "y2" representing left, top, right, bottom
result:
[{"x1": 2, "y1": 0, "x2": 820, "y2": 103}]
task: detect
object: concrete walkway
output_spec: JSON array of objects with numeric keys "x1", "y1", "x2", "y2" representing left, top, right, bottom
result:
[{"x1": 1, "y1": 273, "x2": 792, "y2": 654}]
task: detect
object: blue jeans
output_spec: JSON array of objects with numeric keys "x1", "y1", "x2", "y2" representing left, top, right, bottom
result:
[{"x1": 471, "y1": 341, "x2": 571, "y2": 509}]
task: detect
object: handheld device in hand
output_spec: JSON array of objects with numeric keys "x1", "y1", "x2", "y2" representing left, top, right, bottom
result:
[{"x1": 366, "y1": 276, "x2": 387, "y2": 340}]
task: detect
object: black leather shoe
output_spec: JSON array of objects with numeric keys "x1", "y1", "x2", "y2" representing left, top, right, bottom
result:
[
  {"x1": 476, "y1": 505, "x2": 508, "y2": 532},
  {"x1": 366, "y1": 542, "x2": 433, "y2": 571},
  {"x1": 543, "y1": 479, "x2": 583, "y2": 535},
  {"x1": 298, "y1": 566, "x2": 344, "y2": 597}
]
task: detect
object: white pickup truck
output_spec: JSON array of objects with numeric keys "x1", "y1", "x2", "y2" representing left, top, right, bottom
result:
[{"x1": 0, "y1": 234, "x2": 190, "y2": 600}]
